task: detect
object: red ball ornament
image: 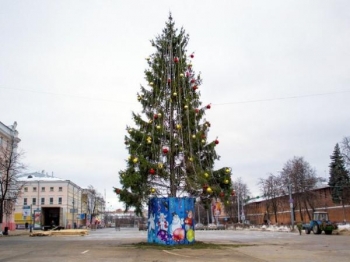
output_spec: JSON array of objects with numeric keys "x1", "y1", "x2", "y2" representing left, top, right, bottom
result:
[
  {"x1": 195, "y1": 108, "x2": 199, "y2": 114},
  {"x1": 191, "y1": 79, "x2": 196, "y2": 84},
  {"x1": 215, "y1": 139, "x2": 219, "y2": 145},
  {"x1": 190, "y1": 54, "x2": 194, "y2": 58},
  {"x1": 172, "y1": 228, "x2": 185, "y2": 241},
  {"x1": 149, "y1": 168, "x2": 155, "y2": 175},
  {"x1": 219, "y1": 192, "x2": 225, "y2": 197},
  {"x1": 162, "y1": 148, "x2": 169, "y2": 154},
  {"x1": 203, "y1": 184, "x2": 208, "y2": 190},
  {"x1": 231, "y1": 190, "x2": 236, "y2": 196},
  {"x1": 114, "y1": 188, "x2": 121, "y2": 194},
  {"x1": 206, "y1": 104, "x2": 211, "y2": 109},
  {"x1": 192, "y1": 85, "x2": 198, "y2": 91},
  {"x1": 167, "y1": 78, "x2": 171, "y2": 83},
  {"x1": 186, "y1": 72, "x2": 190, "y2": 77},
  {"x1": 154, "y1": 114, "x2": 158, "y2": 119},
  {"x1": 174, "y1": 57, "x2": 179, "y2": 63}
]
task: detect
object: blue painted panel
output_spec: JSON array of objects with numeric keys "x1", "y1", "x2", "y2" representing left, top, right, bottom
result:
[{"x1": 147, "y1": 197, "x2": 195, "y2": 245}]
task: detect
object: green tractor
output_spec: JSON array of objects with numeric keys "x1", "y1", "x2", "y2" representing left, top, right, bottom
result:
[{"x1": 304, "y1": 211, "x2": 338, "y2": 235}]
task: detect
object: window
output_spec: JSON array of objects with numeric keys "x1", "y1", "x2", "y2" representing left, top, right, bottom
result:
[
  {"x1": 24, "y1": 198, "x2": 27, "y2": 205},
  {"x1": 32, "y1": 198, "x2": 36, "y2": 205},
  {"x1": 50, "y1": 197, "x2": 53, "y2": 205},
  {"x1": 41, "y1": 197, "x2": 45, "y2": 205},
  {"x1": 24, "y1": 187, "x2": 28, "y2": 192},
  {"x1": 41, "y1": 187, "x2": 45, "y2": 192},
  {"x1": 59, "y1": 187, "x2": 63, "y2": 192},
  {"x1": 58, "y1": 197, "x2": 62, "y2": 205},
  {"x1": 33, "y1": 187, "x2": 37, "y2": 192},
  {"x1": 50, "y1": 187, "x2": 54, "y2": 192}
]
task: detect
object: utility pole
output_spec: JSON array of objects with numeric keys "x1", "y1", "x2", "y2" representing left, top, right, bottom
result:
[
  {"x1": 197, "y1": 203, "x2": 201, "y2": 224},
  {"x1": 288, "y1": 181, "x2": 294, "y2": 230},
  {"x1": 237, "y1": 188, "x2": 240, "y2": 223},
  {"x1": 72, "y1": 200, "x2": 75, "y2": 229}
]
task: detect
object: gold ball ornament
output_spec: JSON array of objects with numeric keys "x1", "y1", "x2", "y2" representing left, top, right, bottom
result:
[
  {"x1": 151, "y1": 188, "x2": 156, "y2": 194},
  {"x1": 157, "y1": 113, "x2": 162, "y2": 117},
  {"x1": 176, "y1": 124, "x2": 181, "y2": 129},
  {"x1": 173, "y1": 92, "x2": 177, "y2": 96},
  {"x1": 133, "y1": 158, "x2": 138, "y2": 163},
  {"x1": 157, "y1": 163, "x2": 163, "y2": 169},
  {"x1": 201, "y1": 139, "x2": 206, "y2": 144},
  {"x1": 225, "y1": 168, "x2": 230, "y2": 174},
  {"x1": 180, "y1": 73, "x2": 184, "y2": 77},
  {"x1": 184, "y1": 105, "x2": 188, "y2": 109},
  {"x1": 156, "y1": 125, "x2": 161, "y2": 129},
  {"x1": 224, "y1": 179, "x2": 229, "y2": 184},
  {"x1": 204, "y1": 173, "x2": 209, "y2": 178},
  {"x1": 192, "y1": 134, "x2": 196, "y2": 139},
  {"x1": 189, "y1": 157, "x2": 193, "y2": 162},
  {"x1": 149, "y1": 82, "x2": 154, "y2": 86},
  {"x1": 206, "y1": 187, "x2": 212, "y2": 193}
]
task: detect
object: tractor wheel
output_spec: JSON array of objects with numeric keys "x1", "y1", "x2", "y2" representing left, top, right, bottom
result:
[
  {"x1": 325, "y1": 230, "x2": 332, "y2": 235},
  {"x1": 305, "y1": 228, "x2": 311, "y2": 234},
  {"x1": 312, "y1": 224, "x2": 321, "y2": 234}
]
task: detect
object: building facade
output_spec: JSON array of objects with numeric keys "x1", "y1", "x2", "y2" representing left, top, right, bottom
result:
[
  {"x1": 15, "y1": 172, "x2": 83, "y2": 229},
  {"x1": 243, "y1": 186, "x2": 350, "y2": 225},
  {"x1": 0, "y1": 121, "x2": 21, "y2": 231}
]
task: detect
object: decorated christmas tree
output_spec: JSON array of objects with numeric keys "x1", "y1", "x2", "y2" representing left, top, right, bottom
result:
[{"x1": 114, "y1": 16, "x2": 233, "y2": 244}]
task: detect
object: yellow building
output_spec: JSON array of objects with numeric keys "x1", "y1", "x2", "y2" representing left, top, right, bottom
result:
[{"x1": 15, "y1": 172, "x2": 82, "y2": 230}]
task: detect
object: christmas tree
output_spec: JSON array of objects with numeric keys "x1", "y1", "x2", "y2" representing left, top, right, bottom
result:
[{"x1": 115, "y1": 15, "x2": 234, "y2": 216}]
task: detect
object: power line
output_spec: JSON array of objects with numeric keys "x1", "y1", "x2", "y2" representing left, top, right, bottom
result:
[
  {"x1": 1, "y1": 86, "x2": 349, "y2": 106},
  {"x1": 214, "y1": 90, "x2": 350, "y2": 106},
  {"x1": 0, "y1": 86, "x2": 133, "y2": 104}
]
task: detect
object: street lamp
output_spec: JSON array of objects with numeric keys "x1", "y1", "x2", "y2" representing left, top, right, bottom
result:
[
  {"x1": 72, "y1": 200, "x2": 75, "y2": 229},
  {"x1": 288, "y1": 182, "x2": 294, "y2": 229}
]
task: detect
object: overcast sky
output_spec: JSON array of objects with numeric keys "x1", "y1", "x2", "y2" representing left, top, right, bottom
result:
[{"x1": 1, "y1": 0, "x2": 349, "y2": 210}]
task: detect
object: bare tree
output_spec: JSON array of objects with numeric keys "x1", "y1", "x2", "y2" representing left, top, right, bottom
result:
[
  {"x1": 341, "y1": 136, "x2": 350, "y2": 170},
  {"x1": 85, "y1": 185, "x2": 103, "y2": 224},
  {"x1": 280, "y1": 157, "x2": 318, "y2": 221},
  {"x1": 259, "y1": 173, "x2": 283, "y2": 223},
  {"x1": 232, "y1": 178, "x2": 250, "y2": 223},
  {"x1": 0, "y1": 132, "x2": 26, "y2": 233}
]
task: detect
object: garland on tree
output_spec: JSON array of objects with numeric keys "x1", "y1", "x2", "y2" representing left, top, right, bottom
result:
[{"x1": 114, "y1": 15, "x2": 234, "y2": 215}]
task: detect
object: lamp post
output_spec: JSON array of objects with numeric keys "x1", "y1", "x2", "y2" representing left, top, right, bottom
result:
[
  {"x1": 288, "y1": 182, "x2": 294, "y2": 229},
  {"x1": 72, "y1": 200, "x2": 75, "y2": 229}
]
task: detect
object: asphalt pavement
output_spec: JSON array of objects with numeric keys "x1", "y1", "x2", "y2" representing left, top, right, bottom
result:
[{"x1": 0, "y1": 227, "x2": 349, "y2": 262}]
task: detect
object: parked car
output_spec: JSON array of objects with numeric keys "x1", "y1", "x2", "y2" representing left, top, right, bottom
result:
[
  {"x1": 195, "y1": 223, "x2": 205, "y2": 230},
  {"x1": 207, "y1": 223, "x2": 217, "y2": 230},
  {"x1": 138, "y1": 223, "x2": 148, "y2": 231}
]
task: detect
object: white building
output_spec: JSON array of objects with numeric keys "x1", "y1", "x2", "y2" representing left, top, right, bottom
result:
[
  {"x1": 0, "y1": 121, "x2": 21, "y2": 231},
  {"x1": 15, "y1": 172, "x2": 82, "y2": 229}
]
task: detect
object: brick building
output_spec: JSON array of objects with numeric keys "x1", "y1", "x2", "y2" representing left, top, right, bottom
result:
[{"x1": 243, "y1": 185, "x2": 350, "y2": 225}]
